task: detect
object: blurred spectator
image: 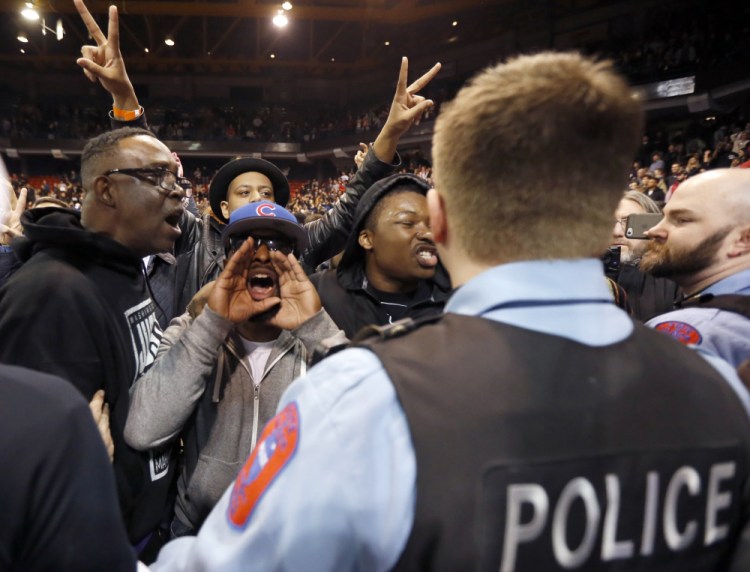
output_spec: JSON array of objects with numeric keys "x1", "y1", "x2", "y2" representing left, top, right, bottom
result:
[
  {"x1": 642, "y1": 171, "x2": 665, "y2": 202},
  {"x1": 649, "y1": 151, "x2": 665, "y2": 172}
]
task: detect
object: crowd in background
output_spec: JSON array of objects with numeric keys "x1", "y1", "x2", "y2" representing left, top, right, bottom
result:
[
  {"x1": 10, "y1": 155, "x2": 434, "y2": 219},
  {"x1": 0, "y1": 95, "x2": 440, "y2": 144},
  {"x1": 2, "y1": 3, "x2": 746, "y2": 146},
  {"x1": 626, "y1": 118, "x2": 750, "y2": 205},
  {"x1": 2, "y1": 0, "x2": 748, "y2": 230},
  {"x1": 10, "y1": 112, "x2": 750, "y2": 220}
]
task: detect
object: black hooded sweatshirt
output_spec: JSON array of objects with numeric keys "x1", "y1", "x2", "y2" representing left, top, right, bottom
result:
[
  {"x1": 0, "y1": 207, "x2": 175, "y2": 545},
  {"x1": 311, "y1": 174, "x2": 452, "y2": 338}
]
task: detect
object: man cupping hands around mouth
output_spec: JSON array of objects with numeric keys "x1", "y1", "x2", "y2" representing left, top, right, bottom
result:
[
  {"x1": 124, "y1": 201, "x2": 346, "y2": 538},
  {"x1": 213, "y1": 202, "x2": 321, "y2": 334}
]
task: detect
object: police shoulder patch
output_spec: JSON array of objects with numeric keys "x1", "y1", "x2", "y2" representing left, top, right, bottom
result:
[
  {"x1": 227, "y1": 401, "x2": 300, "y2": 529},
  {"x1": 654, "y1": 320, "x2": 703, "y2": 345}
]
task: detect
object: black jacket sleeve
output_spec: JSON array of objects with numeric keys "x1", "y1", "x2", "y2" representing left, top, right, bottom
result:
[
  {"x1": 0, "y1": 365, "x2": 136, "y2": 572},
  {"x1": 299, "y1": 147, "x2": 400, "y2": 272}
]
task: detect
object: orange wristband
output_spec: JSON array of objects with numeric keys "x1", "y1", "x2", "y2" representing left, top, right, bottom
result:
[{"x1": 112, "y1": 105, "x2": 143, "y2": 121}]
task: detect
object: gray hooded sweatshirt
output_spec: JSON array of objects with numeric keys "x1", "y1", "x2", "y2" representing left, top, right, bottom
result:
[{"x1": 124, "y1": 305, "x2": 346, "y2": 531}]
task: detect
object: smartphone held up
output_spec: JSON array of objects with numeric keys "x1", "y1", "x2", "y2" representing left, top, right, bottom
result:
[{"x1": 625, "y1": 213, "x2": 662, "y2": 239}]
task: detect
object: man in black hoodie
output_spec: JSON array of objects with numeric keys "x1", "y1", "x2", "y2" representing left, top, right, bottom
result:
[
  {"x1": 0, "y1": 126, "x2": 182, "y2": 559},
  {"x1": 311, "y1": 173, "x2": 451, "y2": 338}
]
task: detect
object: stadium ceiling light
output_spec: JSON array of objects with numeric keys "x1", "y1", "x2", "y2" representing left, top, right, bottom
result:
[
  {"x1": 164, "y1": 35, "x2": 175, "y2": 46},
  {"x1": 270, "y1": 53, "x2": 276, "y2": 59},
  {"x1": 272, "y1": 11, "x2": 288, "y2": 28},
  {"x1": 39, "y1": 17, "x2": 64, "y2": 40},
  {"x1": 55, "y1": 18, "x2": 64, "y2": 40},
  {"x1": 17, "y1": 32, "x2": 29, "y2": 43},
  {"x1": 384, "y1": 40, "x2": 390, "y2": 46},
  {"x1": 144, "y1": 47, "x2": 149, "y2": 53},
  {"x1": 21, "y1": 3, "x2": 39, "y2": 21},
  {"x1": 282, "y1": 2, "x2": 293, "y2": 10},
  {"x1": 20, "y1": 48, "x2": 26, "y2": 54}
]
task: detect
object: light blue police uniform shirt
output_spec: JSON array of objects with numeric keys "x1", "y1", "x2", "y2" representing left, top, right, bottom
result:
[
  {"x1": 151, "y1": 259, "x2": 749, "y2": 572},
  {"x1": 646, "y1": 267, "x2": 750, "y2": 367}
]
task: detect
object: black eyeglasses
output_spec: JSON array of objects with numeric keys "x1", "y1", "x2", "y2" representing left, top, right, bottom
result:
[
  {"x1": 105, "y1": 167, "x2": 180, "y2": 193},
  {"x1": 228, "y1": 234, "x2": 297, "y2": 256}
]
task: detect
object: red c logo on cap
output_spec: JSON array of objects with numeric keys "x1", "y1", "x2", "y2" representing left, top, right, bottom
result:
[{"x1": 256, "y1": 203, "x2": 277, "y2": 217}]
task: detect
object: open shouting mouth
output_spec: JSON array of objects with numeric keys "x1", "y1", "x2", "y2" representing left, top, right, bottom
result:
[
  {"x1": 415, "y1": 243, "x2": 438, "y2": 268},
  {"x1": 247, "y1": 267, "x2": 279, "y2": 301}
]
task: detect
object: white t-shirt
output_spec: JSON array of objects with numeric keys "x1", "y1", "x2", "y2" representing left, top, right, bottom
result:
[{"x1": 239, "y1": 337, "x2": 275, "y2": 386}]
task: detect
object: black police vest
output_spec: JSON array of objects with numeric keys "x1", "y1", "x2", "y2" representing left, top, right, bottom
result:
[{"x1": 361, "y1": 313, "x2": 750, "y2": 572}]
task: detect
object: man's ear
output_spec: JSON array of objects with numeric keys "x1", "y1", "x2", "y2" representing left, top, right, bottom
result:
[
  {"x1": 730, "y1": 225, "x2": 750, "y2": 257},
  {"x1": 220, "y1": 200, "x2": 230, "y2": 221},
  {"x1": 427, "y1": 188, "x2": 447, "y2": 245},
  {"x1": 93, "y1": 176, "x2": 115, "y2": 207},
  {"x1": 358, "y1": 229, "x2": 373, "y2": 251}
]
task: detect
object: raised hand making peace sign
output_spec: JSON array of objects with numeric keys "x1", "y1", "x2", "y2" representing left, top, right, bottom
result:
[
  {"x1": 385, "y1": 57, "x2": 441, "y2": 136},
  {"x1": 73, "y1": 0, "x2": 139, "y2": 111},
  {"x1": 372, "y1": 57, "x2": 441, "y2": 164}
]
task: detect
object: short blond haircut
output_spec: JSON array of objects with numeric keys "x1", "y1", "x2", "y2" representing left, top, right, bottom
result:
[{"x1": 432, "y1": 52, "x2": 643, "y2": 263}]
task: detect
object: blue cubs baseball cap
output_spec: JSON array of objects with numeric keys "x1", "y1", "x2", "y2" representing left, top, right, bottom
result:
[{"x1": 222, "y1": 201, "x2": 309, "y2": 253}]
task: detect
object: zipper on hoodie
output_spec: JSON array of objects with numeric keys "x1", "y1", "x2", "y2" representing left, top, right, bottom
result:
[
  {"x1": 227, "y1": 338, "x2": 301, "y2": 451},
  {"x1": 246, "y1": 340, "x2": 295, "y2": 450},
  {"x1": 251, "y1": 384, "x2": 261, "y2": 451}
]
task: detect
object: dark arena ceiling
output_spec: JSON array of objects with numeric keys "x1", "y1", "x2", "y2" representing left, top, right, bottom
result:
[{"x1": 0, "y1": 0, "x2": 603, "y2": 78}]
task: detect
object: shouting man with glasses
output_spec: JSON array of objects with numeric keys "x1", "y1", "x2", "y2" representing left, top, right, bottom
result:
[
  {"x1": 0, "y1": 126, "x2": 184, "y2": 561},
  {"x1": 123, "y1": 201, "x2": 345, "y2": 538}
]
